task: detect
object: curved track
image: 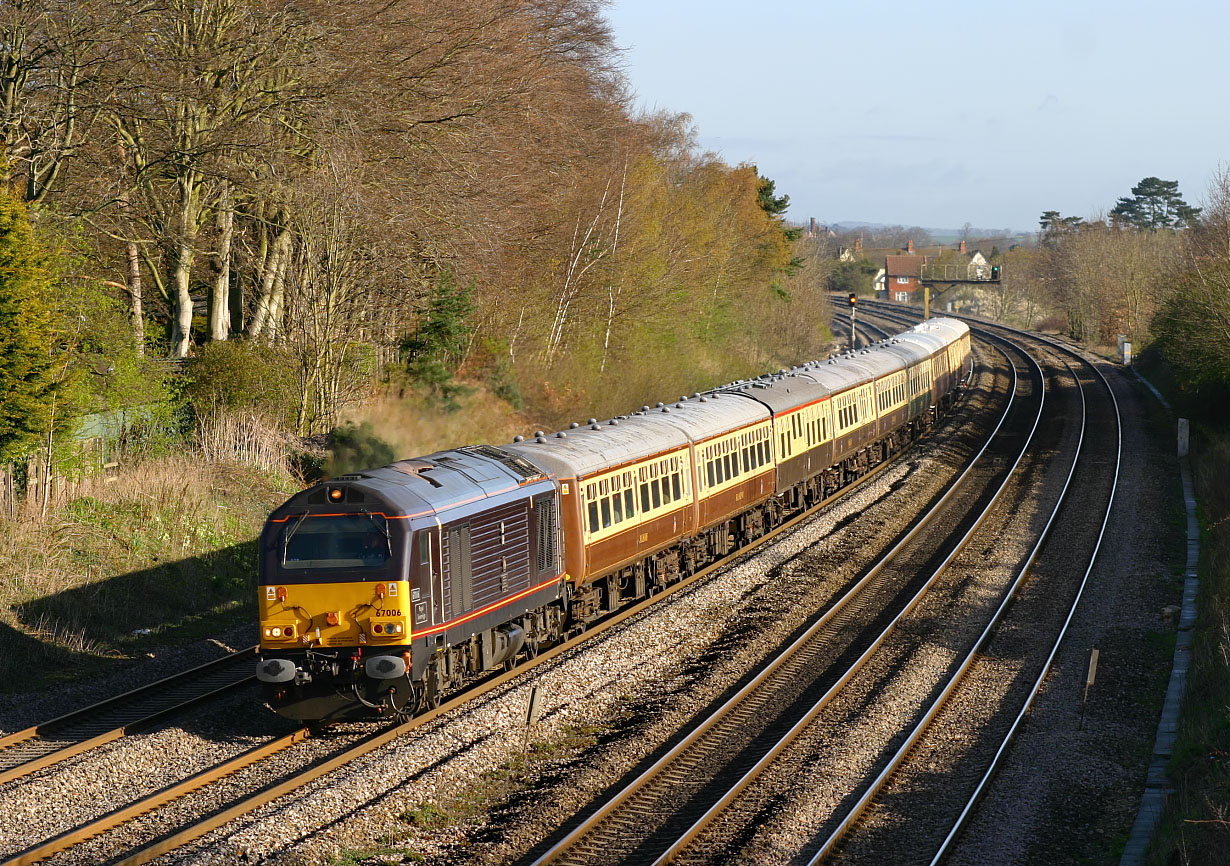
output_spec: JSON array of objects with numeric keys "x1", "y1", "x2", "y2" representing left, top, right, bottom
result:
[
  {"x1": 798, "y1": 303, "x2": 1122, "y2": 866},
  {"x1": 525, "y1": 333, "x2": 1040, "y2": 866}
]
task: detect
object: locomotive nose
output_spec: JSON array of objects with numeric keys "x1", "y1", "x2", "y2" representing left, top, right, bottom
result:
[{"x1": 256, "y1": 658, "x2": 296, "y2": 683}]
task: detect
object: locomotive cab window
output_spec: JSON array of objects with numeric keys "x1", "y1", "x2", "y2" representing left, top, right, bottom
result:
[{"x1": 282, "y1": 514, "x2": 390, "y2": 571}]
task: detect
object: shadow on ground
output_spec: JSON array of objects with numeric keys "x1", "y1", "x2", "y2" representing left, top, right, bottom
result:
[{"x1": 3, "y1": 539, "x2": 259, "y2": 691}]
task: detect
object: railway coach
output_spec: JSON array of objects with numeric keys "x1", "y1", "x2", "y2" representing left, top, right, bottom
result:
[{"x1": 255, "y1": 318, "x2": 972, "y2": 721}]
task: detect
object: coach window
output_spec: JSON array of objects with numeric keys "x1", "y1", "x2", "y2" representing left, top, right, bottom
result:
[
  {"x1": 623, "y1": 488, "x2": 635, "y2": 519},
  {"x1": 588, "y1": 500, "x2": 599, "y2": 534},
  {"x1": 650, "y1": 478, "x2": 661, "y2": 508},
  {"x1": 672, "y1": 471, "x2": 681, "y2": 500},
  {"x1": 612, "y1": 488, "x2": 623, "y2": 522}
]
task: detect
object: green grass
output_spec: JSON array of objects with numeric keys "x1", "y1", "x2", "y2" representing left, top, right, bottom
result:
[{"x1": 1146, "y1": 425, "x2": 1230, "y2": 865}]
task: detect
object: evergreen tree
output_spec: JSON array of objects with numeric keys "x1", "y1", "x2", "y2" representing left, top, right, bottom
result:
[
  {"x1": 1111, "y1": 177, "x2": 1200, "y2": 229},
  {"x1": 401, "y1": 268, "x2": 475, "y2": 408},
  {"x1": 0, "y1": 186, "x2": 57, "y2": 464},
  {"x1": 756, "y1": 172, "x2": 790, "y2": 217}
]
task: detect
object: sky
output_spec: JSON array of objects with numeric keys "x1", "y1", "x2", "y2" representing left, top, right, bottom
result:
[{"x1": 603, "y1": 0, "x2": 1228, "y2": 233}]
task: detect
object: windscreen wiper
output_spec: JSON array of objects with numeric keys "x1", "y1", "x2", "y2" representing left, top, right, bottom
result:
[{"x1": 282, "y1": 511, "x2": 309, "y2": 558}]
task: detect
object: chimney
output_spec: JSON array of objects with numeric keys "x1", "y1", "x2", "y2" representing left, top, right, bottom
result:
[
  {"x1": 854, "y1": 238, "x2": 862, "y2": 252},
  {"x1": 907, "y1": 239, "x2": 914, "y2": 254},
  {"x1": 809, "y1": 217, "x2": 817, "y2": 236},
  {"x1": 959, "y1": 240, "x2": 967, "y2": 254}
]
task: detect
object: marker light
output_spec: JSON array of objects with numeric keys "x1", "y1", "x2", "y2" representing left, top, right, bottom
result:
[
  {"x1": 376, "y1": 583, "x2": 386, "y2": 600},
  {"x1": 328, "y1": 487, "x2": 344, "y2": 501},
  {"x1": 276, "y1": 586, "x2": 288, "y2": 602},
  {"x1": 283, "y1": 625, "x2": 294, "y2": 638},
  {"x1": 325, "y1": 611, "x2": 340, "y2": 626},
  {"x1": 373, "y1": 623, "x2": 383, "y2": 633}
]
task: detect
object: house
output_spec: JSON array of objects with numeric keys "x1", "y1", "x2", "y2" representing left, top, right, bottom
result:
[
  {"x1": 958, "y1": 240, "x2": 991, "y2": 279},
  {"x1": 884, "y1": 253, "x2": 924, "y2": 302},
  {"x1": 838, "y1": 238, "x2": 863, "y2": 262}
]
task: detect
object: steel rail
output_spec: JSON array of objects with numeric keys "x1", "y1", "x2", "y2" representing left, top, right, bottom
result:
[
  {"x1": 805, "y1": 335, "x2": 1090, "y2": 862},
  {"x1": 925, "y1": 326, "x2": 1122, "y2": 865},
  {"x1": 1, "y1": 728, "x2": 312, "y2": 866},
  {"x1": 0, "y1": 647, "x2": 258, "y2": 787},
  {"x1": 530, "y1": 337, "x2": 1033, "y2": 866},
  {"x1": 9, "y1": 362, "x2": 971, "y2": 866},
  {"x1": 649, "y1": 334, "x2": 1043, "y2": 866}
]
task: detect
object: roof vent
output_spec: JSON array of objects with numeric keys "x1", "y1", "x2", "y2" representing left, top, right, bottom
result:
[
  {"x1": 536, "y1": 436, "x2": 547, "y2": 443},
  {"x1": 459, "y1": 445, "x2": 545, "y2": 482},
  {"x1": 661, "y1": 406, "x2": 671, "y2": 412},
  {"x1": 513, "y1": 435, "x2": 525, "y2": 442},
  {"x1": 588, "y1": 418, "x2": 598, "y2": 425},
  {"x1": 641, "y1": 406, "x2": 650, "y2": 413},
  {"x1": 680, "y1": 395, "x2": 688, "y2": 402},
  {"x1": 655, "y1": 402, "x2": 664, "y2": 408},
  {"x1": 388, "y1": 460, "x2": 442, "y2": 488},
  {"x1": 699, "y1": 396, "x2": 709, "y2": 402},
  {"x1": 556, "y1": 431, "x2": 567, "y2": 438},
  {"x1": 609, "y1": 419, "x2": 620, "y2": 426},
  {"x1": 534, "y1": 430, "x2": 544, "y2": 438},
  {"x1": 591, "y1": 422, "x2": 601, "y2": 429},
  {"x1": 692, "y1": 392, "x2": 701, "y2": 398},
  {"x1": 569, "y1": 422, "x2": 580, "y2": 429}
]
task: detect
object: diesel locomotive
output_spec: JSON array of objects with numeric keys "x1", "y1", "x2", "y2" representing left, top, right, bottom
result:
[{"x1": 255, "y1": 318, "x2": 973, "y2": 721}]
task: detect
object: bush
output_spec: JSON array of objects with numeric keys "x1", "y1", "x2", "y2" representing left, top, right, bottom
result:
[{"x1": 183, "y1": 341, "x2": 301, "y2": 429}]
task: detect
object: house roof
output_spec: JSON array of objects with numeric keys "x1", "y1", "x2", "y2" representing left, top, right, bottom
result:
[{"x1": 885, "y1": 255, "x2": 924, "y2": 277}]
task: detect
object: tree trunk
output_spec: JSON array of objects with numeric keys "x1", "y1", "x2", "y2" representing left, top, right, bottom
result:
[
  {"x1": 169, "y1": 174, "x2": 202, "y2": 358},
  {"x1": 170, "y1": 231, "x2": 196, "y2": 357},
  {"x1": 126, "y1": 240, "x2": 144, "y2": 356},
  {"x1": 248, "y1": 222, "x2": 291, "y2": 339},
  {"x1": 210, "y1": 182, "x2": 234, "y2": 342}
]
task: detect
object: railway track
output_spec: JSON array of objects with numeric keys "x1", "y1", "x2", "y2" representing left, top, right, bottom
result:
[
  {"x1": 0, "y1": 648, "x2": 257, "y2": 788},
  {"x1": 526, "y1": 332, "x2": 1043, "y2": 865},
  {"x1": 1, "y1": 350, "x2": 995, "y2": 866},
  {"x1": 781, "y1": 303, "x2": 1121, "y2": 865}
]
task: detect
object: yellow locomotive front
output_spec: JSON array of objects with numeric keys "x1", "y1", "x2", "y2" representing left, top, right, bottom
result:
[{"x1": 256, "y1": 485, "x2": 419, "y2": 721}]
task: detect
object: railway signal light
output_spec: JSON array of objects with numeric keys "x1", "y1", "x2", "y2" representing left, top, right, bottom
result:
[
  {"x1": 848, "y1": 292, "x2": 857, "y2": 307},
  {"x1": 991, "y1": 265, "x2": 1000, "y2": 280}
]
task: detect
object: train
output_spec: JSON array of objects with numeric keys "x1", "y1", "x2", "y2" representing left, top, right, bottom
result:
[{"x1": 255, "y1": 318, "x2": 973, "y2": 721}]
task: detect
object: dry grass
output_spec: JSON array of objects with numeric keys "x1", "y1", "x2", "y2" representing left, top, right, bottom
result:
[
  {"x1": 0, "y1": 455, "x2": 293, "y2": 690},
  {"x1": 344, "y1": 384, "x2": 532, "y2": 458},
  {"x1": 1149, "y1": 429, "x2": 1230, "y2": 864}
]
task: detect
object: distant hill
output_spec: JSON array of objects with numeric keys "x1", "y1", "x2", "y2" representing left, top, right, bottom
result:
[{"x1": 827, "y1": 221, "x2": 1033, "y2": 247}]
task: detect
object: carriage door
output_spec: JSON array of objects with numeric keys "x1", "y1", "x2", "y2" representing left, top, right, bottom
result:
[{"x1": 444, "y1": 524, "x2": 473, "y2": 621}]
